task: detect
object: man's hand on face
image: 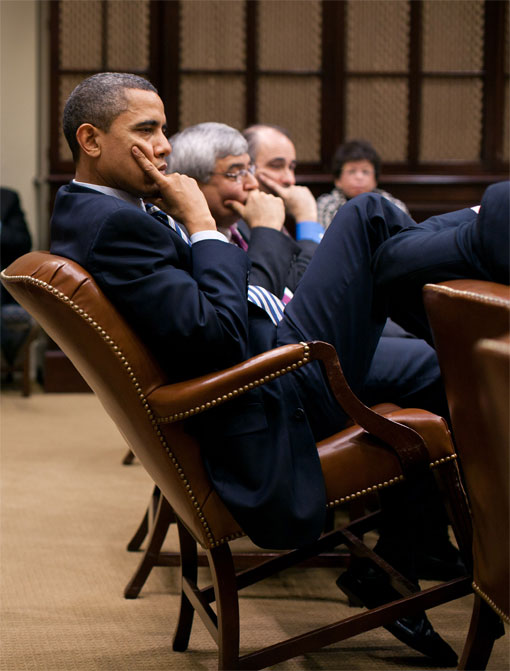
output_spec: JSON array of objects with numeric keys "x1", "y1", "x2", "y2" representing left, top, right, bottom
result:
[
  {"x1": 132, "y1": 146, "x2": 216, "y2": 234},
  {"x1": 256, "y1": 171, "x2": 318, "y2": 223},
  {"x1": 225, "y1": 190, "x2": 285, "y2": 230}
]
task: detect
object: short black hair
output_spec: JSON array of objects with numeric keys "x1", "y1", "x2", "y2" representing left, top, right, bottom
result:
[
  {"x1": 63, "y1": 72, "x2": 158, "y2": 161},
  {"x1": 331, "y1": 139, "x2": 381, "y2": 180}
]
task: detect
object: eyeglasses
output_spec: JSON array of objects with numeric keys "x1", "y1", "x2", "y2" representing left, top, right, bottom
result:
[{"x1": 210, "y1": 164, "x2": 256, "y2": 183}]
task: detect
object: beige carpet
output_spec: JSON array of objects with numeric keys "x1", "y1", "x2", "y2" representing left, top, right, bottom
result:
[{"x1": 1, "y1": 390, "x2": 509, "y2": 670}]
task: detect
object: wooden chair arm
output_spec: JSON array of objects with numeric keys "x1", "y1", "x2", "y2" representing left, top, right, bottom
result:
[{"x1": 307, "y1": 341, "x2": 431, "y2": 476}]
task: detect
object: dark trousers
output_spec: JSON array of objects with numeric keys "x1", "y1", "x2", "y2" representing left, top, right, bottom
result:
[
  {"x1": 276, "y1": 183, "x2": 509, "y2": 572},
  {"x1": 277, "y1": 182, "x2": 509, "y2": 439}
]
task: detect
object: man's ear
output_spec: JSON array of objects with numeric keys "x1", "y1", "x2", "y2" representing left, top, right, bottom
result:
[{"x1": 75, "y1": 123, "x2": 102, "y2": 158}]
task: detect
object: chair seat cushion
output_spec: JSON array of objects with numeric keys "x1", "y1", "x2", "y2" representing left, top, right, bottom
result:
[{"x1": 318, "y1": 408, "x2": 454, "y2": 507}]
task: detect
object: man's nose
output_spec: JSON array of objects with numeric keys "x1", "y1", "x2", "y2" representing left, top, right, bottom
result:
[
  {"x1": 155, "y1": 132, "x2": 172, "y2": 157},
  {"x1": 244, "y1": 172, "x2": 259, "y2": 190},
  {"x1": 281, "y1": 167, "x2": 295, "y2": 187}
]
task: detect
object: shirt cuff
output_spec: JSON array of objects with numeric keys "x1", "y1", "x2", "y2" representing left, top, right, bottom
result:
[
  {"x1": 295, "y1": 220, "x2": 324, "y2": 243},
  {"x1": 190, "y1": 230, "x2": 229, "y2": 244}
]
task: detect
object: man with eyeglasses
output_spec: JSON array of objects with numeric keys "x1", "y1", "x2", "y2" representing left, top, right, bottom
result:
[{"x1": 167, "y1": 122, "x2": 319, "y2": 300}]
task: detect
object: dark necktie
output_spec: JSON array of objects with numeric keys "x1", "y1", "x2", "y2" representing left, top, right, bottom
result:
[
  {"x1": 145, "y1": 203, "x2": 191, "y2": 245},
  {"x1": 229, "y1": 223, "x2": 249, "y2": 251}
]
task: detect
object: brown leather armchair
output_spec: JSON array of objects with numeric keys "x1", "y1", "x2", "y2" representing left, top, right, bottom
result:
[
  {"x1": 1, "y1": 251, "x2": 473, "y2": 670},
  {"x1": 423, "y1": 280, "x2": 510, "y2": 670}
]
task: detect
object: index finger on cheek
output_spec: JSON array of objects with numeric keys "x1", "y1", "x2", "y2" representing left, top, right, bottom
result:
[
  {"x1": 132, "y1": 147, "x2": 160, "y2": 177},
  {"x1": 132, "y1": 146, "x2": 150, "y2": 167}
]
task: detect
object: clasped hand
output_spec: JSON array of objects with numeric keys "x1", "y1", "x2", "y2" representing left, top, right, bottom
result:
[
  {"x1": 225, "y1": 190, "x2": 285, "y2": 230},
  {"x1": 257, "y1": 171, "x2": 318, "y2": 222}
]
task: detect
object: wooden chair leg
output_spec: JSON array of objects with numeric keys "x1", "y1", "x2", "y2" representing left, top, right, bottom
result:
[
  {"x1": 122, "y1": 449, "x2": 136, "y2": 465},
  {"x1": 126, "y1": 506, "x2": 149, "y2": 552},
  {"x1": 208, "y1": 543, "x2": 241, "y2": 671},
  {"x1": 433, "y1": 459, "x2": 474, "y2": 570},
  {"x1": 172, "y1": 518, "x2": 241, "y2": 670},
  {"x1": 458, "y1": 593, "x2": 504, "y2": 670},
  {"x1": 126, "y1": 485, "x2": 161, "y2": 551},
  {"x1": 173, "y1": 519, "x2": 199, "y2": 653},
  {"x1": 124, "y1": 492, "x2": 174, "y2": 598}
]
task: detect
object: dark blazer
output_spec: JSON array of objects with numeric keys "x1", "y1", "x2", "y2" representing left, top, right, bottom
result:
[
  {"x1": 1, "y1": 187, "x2": 32, "y2": 305},
  {"x1": 50, "y1": 183, "x2": 327, "y2": 549},
  {"x1": 236, "y1": 220, "x2": 318, "y2": 296}
]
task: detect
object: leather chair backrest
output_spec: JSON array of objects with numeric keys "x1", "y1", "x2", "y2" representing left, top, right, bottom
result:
[
  {"x1": 423, "y1": 279, "x2": 510, "y2": 620},
  {"x1": 472, "y1": 333, "x2": 509, "y2": 620},
  {"x1": 1, "y1": 251, "x2": 243, "y2": 548}
]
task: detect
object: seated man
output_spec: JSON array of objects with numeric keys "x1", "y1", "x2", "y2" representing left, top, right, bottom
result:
[
  {"x1": 317, "y1": 138, "x2": 409, "y2": 230},
  {"x1": 243, "y1": 123, "x2": 324, "y2": 247},
  {"x1": 167, "y1": 121, "x2": 316, "y2": 300},
  {"x1": 1, "y1": 187, "x2": 34, "y2": 378},
  {"x1": 49, "y1": 72, "x2": 509, "y2": 665}
]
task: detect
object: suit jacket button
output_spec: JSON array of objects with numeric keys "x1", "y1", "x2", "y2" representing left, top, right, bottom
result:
[{"x1": 293, "y1": 407, "x2": 306, "y2": 420}]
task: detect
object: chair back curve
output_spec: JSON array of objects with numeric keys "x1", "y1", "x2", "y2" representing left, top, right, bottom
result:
[
  {"x1": 472, "y1": 332, "x2": 510, "y2": 622},
  {"x1": 0, "y1": 251, "x2": 244, "y2": 549},
  {"x1": 423, "y1": 279, "x2": 510, "y2": 623}
]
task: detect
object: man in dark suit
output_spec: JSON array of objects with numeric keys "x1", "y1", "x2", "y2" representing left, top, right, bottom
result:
[
  {"x1": 1, "y1": 187, "x2": 34, "y2": 369},
  {"x1": 49, "y1": 72, "x2": 508, "y2": 665},
  {"x1": 1, "y1": 187, "x2": 32, "y2": 304}
]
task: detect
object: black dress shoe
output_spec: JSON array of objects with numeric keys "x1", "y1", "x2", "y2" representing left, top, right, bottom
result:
[
  {"x1": 385, "y1": 614, "x2": 459, "y2": 666},
  {"x1": 336, "y1": 562, "x2": 458, "y2": 666},
  {"x1": 415, "y1": 541, "x2": 467, "y2": 581}
]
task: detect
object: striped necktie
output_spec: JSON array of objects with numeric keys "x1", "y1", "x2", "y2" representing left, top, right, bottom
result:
[
  {"x1": 247, "y1": 285, "x2": 285, "y2": 325},
  {"x1": 145, "y1": 203, "x2": 191, "y2": 245},
  {"x1": 146, "y1": 204, "x2": 285, "y2": 325},
  {"x1": 229, "y1": 222, "x2": 287, "y2": 324}
]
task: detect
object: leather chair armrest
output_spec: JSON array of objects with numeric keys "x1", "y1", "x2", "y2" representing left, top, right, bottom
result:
[
  {"x1": 147, "y1": 342, "x2": 311, "y2": 421},
  {"x1": 148, "y1": 340, "x2": 431, "y2": 477}
]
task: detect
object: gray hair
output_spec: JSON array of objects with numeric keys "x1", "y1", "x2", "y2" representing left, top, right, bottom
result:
[
  {"x1": 63, "y1": 72, "x2": 158, "y2": 161},
  {"x1": 242, "y1": 124, "x2": 292, "y2": 162},
  {"x1": 167, "y1": 122, "x2": 248, "y2": 183}
]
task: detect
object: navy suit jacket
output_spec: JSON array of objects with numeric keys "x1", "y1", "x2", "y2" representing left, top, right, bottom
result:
[{"x1": 50, "y1": 183, "x2": 327, "y2": 549}]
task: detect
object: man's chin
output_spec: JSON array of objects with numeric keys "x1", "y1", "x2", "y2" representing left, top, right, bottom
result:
[{"x1": 139, "y1": 184, "x2": 161, "y2": 199}]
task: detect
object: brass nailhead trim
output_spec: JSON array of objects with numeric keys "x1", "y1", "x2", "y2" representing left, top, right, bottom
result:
[
  {"x1": 429, "y1": 453, "x2": 458, "y2": 468},
  {"x1": 327, "y1": 474, "x2": 405, "y2": 508},
  {"x1": 472, "y1": 581, "x2": 510, "y2": 624},
  {"x1": 6, "y1": 273, "x2": 222, "y2": 547},
  {"x1": 327, "y1": 453, "x2": 458, "y2": 508},
  {"x1": 156, "y1": 342, "x2": 311, "y2": 424}
]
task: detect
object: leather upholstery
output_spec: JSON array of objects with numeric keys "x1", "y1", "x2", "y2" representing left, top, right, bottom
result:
[
  {"x1": 473, "y1": 333, "x2": 510, "y2": 621},
  {"x1": 424, "y1": 280, "x2": 510, "y2": 623},
  {"x1": 2, "y1": 251, "x2": 460, "y2": 552}
]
